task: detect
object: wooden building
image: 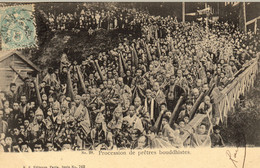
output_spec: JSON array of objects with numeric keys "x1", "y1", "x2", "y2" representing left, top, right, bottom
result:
[{"x1": 0, "y1": 51, "x2": 40, "y2": 91}]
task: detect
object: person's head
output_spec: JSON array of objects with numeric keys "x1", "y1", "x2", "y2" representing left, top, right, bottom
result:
[
  {"x1": 107, "y1": 80, "x2": 113, "y2": 89},
  {"x1": 220, "y1": 72, "x2": 225, "y2": 78},
  {"x1": 61, "y1": 142, "x2": 72, "y2": 151},
  {"x1": 146, "y1": 89, "x2": 152, "y2": 99},
  {"x1": 35, "y1": 108, "x2": 44, "y2": 122},
  {"x1": 206, "y1": 71, "x2": 212, "y2": 78},
  {"x1": 165, "y1": 110, "x2": 172, "y2": 118},
  {"x1": 114, "y1": 106, "x2": 122, "y2": 118},
  {"x1": 30, "y1": 101, "x2": 36, "y2": 108},
  {"x1": 17, "y1": 117, "x2": 23, "y2": 125},
  {"x1": 178, "y1": 120, "x2": 185, "y2": 128},
  {"x1": 107, "y1": 71, "x2": 113, "y2": 78},
  {"x1": 13, "y1": 127, "x2": 20, "y2": 136},
  {"x1": 130, "y1": 129, "x2": 142, "y2": 141},
  {"x1": 3, "y1": 100, "x2": 9, "y2": 108},
  {"x1": 20, "y1": 95, "x2": 27, "y2": 104},
  {"x1": 220, "y1": 59, "x2": 225, "y2": 65},
  {"x1": 196, "y1": 79, "x2": 202, "y2": 87},
  {"x1": 202, "y1": 84, "x2": 209, "y2": 92},
  {"x1": 52, "y1": 102, "x2": 60, "y2": 116},
  {"x1": 153, "y1": 82, "x2": 160, "y2": 91},
  {"x1": 183, "y1": 115, "x2": 190, "y2": 124},
  {"x1": 136, "y1": 69, "x2": 142, "y2": 77},
  {"x1": 5, "y1": 136, "x2": 12, "y2": 146},
  {"x1": 186, "y1": 101, "x2": 193, "y2": 111},
  {"x1": 42, "y1": 94, "x2": 47, "y2": 101},
  {"x1": 75, "y1": 95, "x2": 82, "y2": 105},
  {"x1": 162, "y1": 115, "x2": 170, "y2": 126},
  {"x1": 80, "y1": 94, "x2": 86, "y2": 102},
  {"x1": 126, "y1": 70, "x2": 131, "y2": 76},
  {"x1": 13, "y1": 102, "x2": 19, "y2": 110},
  {"x1": 17, "y1": 135, "x2": 24, "y2": 145},
  {"x1": 20, "y1": 142, "x2": 30, "y2": 152},
  {"x1": 204, "y1": 96, "x2": 211, "y2": 105},
  {"x1": 48, "y1": 95, "x2": 55, "y2": 103},
  {"x1": 70, "y1": 101, "x2": 76, "y2": 107},
  {"x1": 89, "y1": 73, "x2": 94, "y2": 80},
  {"x1": 10, "y1": 83, "x2": 16, "y2": 92},
  {"x1": 118, "y1": 77, "x2": 124, "y2": 86},
  {"x1": 19, "y1": 125, "x2": 25, "y2": 133},
  {"x1": 73, "y1": 87, "x2": 78, "y2": 96},
  {"x1": 34, "y1": 140, "x2": 43, "y2": 152},
  {"x1": 193, "y1": 88, "x2": 200, "y2": 98},
  {"x1": 160, "y1": 103, "x2": 167, "y2": 112},
  {"x1": 24, "y1": 119, "x2": 30, "y2": 128},
  {"x1": 137, "y1": 136, "x2": 147, "y2": 149},
  {"x1": 61, "y1": 101, "x2": 68, "y2": 112},
  {"x1": 198, "y1": 124, "x2": 206, "y2": 134},
  {"x1": 41, "y1": 101, "x2": 47, "y2": 109},
  {"x1": 217, "y1": 68, "x2": 222, "y2": 75},
  {"x1": 170, "y1": 75, "x2": 175, "y2": 84},
  {"x1": 24, "y1": 77, "x2": 30, "y2": 85},
  {"x1": 90, "y1": 88, "x2": 96, "y2": 98},
  {"x1": 177, "y1": 70, "x2": 182, "y2": 78},
  {"x1": 128, "y1": 105, "x2": 135, "y2": 117},
  {"x1": 134, "y1": 97, "x2": 141, "y2": 107}
]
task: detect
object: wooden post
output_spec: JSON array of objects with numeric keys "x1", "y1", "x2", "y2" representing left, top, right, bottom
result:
[
  {"x1": 254, "y1": 19, "x2": 257, "y2": 34},
  {"x1": 243, "y1": 2, "x2": 247, "y2": 32},
  {"x1": 34, "y1": 74, "x2": 42, "y2": 106},
  {"x1": 182, "y1": 2, "x2": 185, "y2": 23},
  {"x1": 205, "y1": 3, "x2": 209, "y2": 39}
]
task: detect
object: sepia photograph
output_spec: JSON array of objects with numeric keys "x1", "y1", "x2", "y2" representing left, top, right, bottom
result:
[{"x1": 0, "y1": 1, "x2": 259, "y2": 167}]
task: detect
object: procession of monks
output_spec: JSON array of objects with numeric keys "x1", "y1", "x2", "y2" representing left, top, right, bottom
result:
[{"x1": 0, "y1": 4, "x2": 259, "y2": 152}]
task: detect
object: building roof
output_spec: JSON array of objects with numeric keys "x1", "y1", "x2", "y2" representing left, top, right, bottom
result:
[{"x1": 0, "y1": 51, "x2": 40, "y2": 72}]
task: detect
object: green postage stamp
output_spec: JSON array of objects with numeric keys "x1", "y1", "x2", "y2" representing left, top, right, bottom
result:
[{"x1": 0, "y1": 4, "x2": 37, "y2": 50}]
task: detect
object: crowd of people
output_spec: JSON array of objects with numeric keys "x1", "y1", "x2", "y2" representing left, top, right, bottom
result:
[
  {"x1": 45, "y1": 4, "x2": 149, "y2": 37},
  {"x1": 0, "y1": 5, "x2": 259, "y2": 152}
]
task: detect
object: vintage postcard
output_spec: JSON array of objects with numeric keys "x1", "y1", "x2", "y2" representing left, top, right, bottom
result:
[{"x1": 0, "y1": 1, "x2": 259, "y2": 168}]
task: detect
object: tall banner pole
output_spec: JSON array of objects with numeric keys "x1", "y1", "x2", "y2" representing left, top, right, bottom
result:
[
  {"x1": 205, "y1": 2, "x2": 209, "y2": 39},
  {"x1": 243, "y1": 2, "x2": 247, "y2": 32}
]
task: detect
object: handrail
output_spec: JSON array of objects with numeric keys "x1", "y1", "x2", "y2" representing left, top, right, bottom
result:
[
  {"x1": 245, "y1": 16, "x2": 260, "y2": 26},
  {"x1": 215, "y1": 58, "x2": 258, "y2": 103},
  {"x1": 214, "y1": 55, "x2": 259, "y2": 123},
  {"x1": 180, "y1": 54, "x2": 259, "y2": 144}
]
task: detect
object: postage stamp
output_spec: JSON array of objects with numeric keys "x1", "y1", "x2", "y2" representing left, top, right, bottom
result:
[{"x1": 0, "y1": 4, "x2": 36, "y2": 50}]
